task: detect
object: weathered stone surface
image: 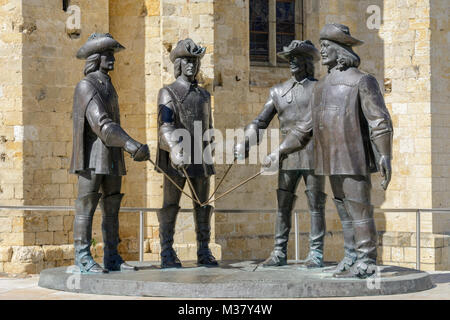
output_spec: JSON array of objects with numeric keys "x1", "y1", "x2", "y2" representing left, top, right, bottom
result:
[
  {"x1": 0, "y1": 246, "x2": 12, "y2": 262},
  {"x1": 38, "y1": 261, "x2": 433, "y2": 298},
  {"x1": 43, "y1": 245, "x2": 63, "y2": 261},
  {"x1": 11, "y1": 246, "x2": 43, "y2": 264}
]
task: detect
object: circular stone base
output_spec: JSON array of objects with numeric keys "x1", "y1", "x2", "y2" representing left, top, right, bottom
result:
[{"x1": 38, "y1": 261, "x2": 433, "y2": 298}]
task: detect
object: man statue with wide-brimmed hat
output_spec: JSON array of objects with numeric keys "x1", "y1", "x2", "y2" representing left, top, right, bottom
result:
[
  {"x1": 234, "y1": 40, "x2": 327, "y2": 268},
  {"x1": 262, "y1": 24, "x2": 393, "y2": 278},
  {"x1": 156, "y1": 38, "x2": 217, "y2": 268},
  {"x1": 70, "y1": 33, "x2": 150, "y2": 273}
]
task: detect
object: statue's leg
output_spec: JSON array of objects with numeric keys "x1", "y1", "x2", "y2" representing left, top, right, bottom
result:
[
  {"x1": 158, "y1": 174, "x2": 185, "y2": 268},
  {"x1": 191, "y1": 176, "x2": 218, "y2": 266},
  {"x1": 334, "y1": 175, "x2": 377, "y2": 279},
  {"x1": 302, "y1": 171, "x2": 327, "y2": 268},
  {"x1": 73, "y1": 171, "x2": 106, "y2": 273},
  {"x1": 100, "y1": 175, "x2": 136, "y2": 272},
  {"x1": 262, "y1": 170, "x2": 301, "y2": 267},
  {"x1": 332, "y1": 198, "x2": 357, "y2": 272},
  {"x1": 329, "y1": 175, "x2": 358, "y2": 273}
]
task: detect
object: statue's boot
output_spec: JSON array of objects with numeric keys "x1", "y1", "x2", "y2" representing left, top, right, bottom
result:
[
  {"x1": 74, "y1": 192, "x2": 108, "y2": 273},
  {"x1": 301, "y1": 190, "x2": 327, "y2": 268},
  {"x1": 157, "y1": 204, "x2": 182, "y2": 268},
  {"x1": 194, "y1": 205, "x2": 218, "y2": 267},
  {"x1": 334, "y1": 200, "x2": 377, "y2": 279},
  {"x1": 330, "y1": 198, "x2": 357, "y2": 274},
  {"x1": 262, "y1": 189, "x2": 297, "y2": 267},
  {"x1": 101, "y1": 194, "x2": 137, "y2": 272}
]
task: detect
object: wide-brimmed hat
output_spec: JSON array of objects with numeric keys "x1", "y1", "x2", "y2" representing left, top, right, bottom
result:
[
  {"x1": 319, "y1": 23, "x2": 364, "y2": 47},
  {"x1": 76, "y1": 33, "x2": 125, "y2": 60},
  {"x1": 169, "y1": 38, "x2": 206, "y2": 63},
  {"x1": 277, "y1": 40, "x2": 320, "y2": 62}
]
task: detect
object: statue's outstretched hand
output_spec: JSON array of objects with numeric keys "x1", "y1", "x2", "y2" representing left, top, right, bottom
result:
[
  {"x1": 234, "y1": 141, "x2": 249, "y2": 161},
  {"x1": 379, "y1": 155, "x2": 391, "y2": 190},
  {"x1": 262, "y1": 152, "x2": 282, "y2": 171},
  {"x1": 170, "y1": 150, "x2": 187, "y2": 170},
  {"x1": 133, "y1": 144, "x2": 150, "y2": 162}
]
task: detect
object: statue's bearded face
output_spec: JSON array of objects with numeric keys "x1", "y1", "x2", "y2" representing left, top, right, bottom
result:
[
  {"x1": 100, "y1": 50, "x2": 115, "y2": 71},
  {"x1": 320, "y1": 40, "x2": 338, "y2": 66},
  {"x1": 289, "y1": 55, "x2": 306, "y2": 75},
  {"x1": 180, "y1": 57, "x2": 199, "y2": 78}
]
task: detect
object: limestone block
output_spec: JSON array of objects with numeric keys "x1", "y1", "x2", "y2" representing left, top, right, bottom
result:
[
  {"x1": 4, "y1": 262, "x2": 37, "y2": 274},
  {"x1": 11, "y1": 246, "x2": 43, "y2": 264},
  {"x1": 0, "y1": 217, "x2": 12, "y2": 233},
  {"x1": 35, "y1": 231, "x2": 53, "y2": 245},
  {"x1": 0, "y1": 246, "x2": 12, "y2": 262},
  {"x1": 63, "y1": 215, "x2": 74, "y2": 232},
  {"x1": 42, "y1": 245, "x2": 64, "y2": 261},
  {"x1": 24, "y1": 214, "x2": 47, "y2": 232},
  {"x1": 47, "y1": 215, "x2": 63, "y2": 232},
  {"x1": 53, "y1": 231, "x2": 69, "y2": 245}
]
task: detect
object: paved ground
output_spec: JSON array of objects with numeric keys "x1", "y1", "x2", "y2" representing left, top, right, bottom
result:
[{"x1": 0, "y1": 271, "x2": 448, "y2": 300}]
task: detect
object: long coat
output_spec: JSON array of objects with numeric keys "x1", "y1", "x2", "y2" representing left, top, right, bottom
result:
[
  {"x1": 69, "y1": 71, "x2": 126, "y2": 176},
  {"x1": 289, "y1": 67, "x2": 393, "y2": 176}
]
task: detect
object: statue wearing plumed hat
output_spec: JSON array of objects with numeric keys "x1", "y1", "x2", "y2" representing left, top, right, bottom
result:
[{"x1": 70, "y1": 33, "x2": 150, "y2": 273}]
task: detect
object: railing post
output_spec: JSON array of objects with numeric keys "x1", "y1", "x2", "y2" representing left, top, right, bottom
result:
[
  {"x1": 416, "y1": 209, "x2": 420, "y2": 270},
  {"x1": 295, "y1": 211, "x2": 299, "y2": 262},
  {"x1": 139, "y1": 210, "x2": 144, "y2": 263}
]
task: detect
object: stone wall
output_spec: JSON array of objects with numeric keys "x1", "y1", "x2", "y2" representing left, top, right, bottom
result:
[
  {"x1": 212, "y1": 0, "x2": 449, "y2": 270},
  {"x1": 0, "y1": 0, "x2": 448, "y2": 274},
  {"x1": 0, "y1": 0, "x2": 24, "y2": 273},
  {"x1": 430, "y1": 0, "x2": 450, "y2": 269},
  {"x1": 0, "y1": 0, "x2": 110, "y2": 274}
]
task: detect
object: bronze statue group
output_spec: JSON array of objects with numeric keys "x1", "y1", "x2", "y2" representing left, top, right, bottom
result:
[{"x1": 70, "y1": 23, "x2": 392, "y2": 279}]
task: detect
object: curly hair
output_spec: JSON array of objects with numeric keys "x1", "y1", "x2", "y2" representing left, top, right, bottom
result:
[
  {"x1": 84, "y1": 53, "x2": 101, "y2": 75},
  {"x1": 304, "y1": 56, "x2": 315, "y2": 78},
  {"x1": 333, "y1": 42, "x2": 360, "y2": 70}
]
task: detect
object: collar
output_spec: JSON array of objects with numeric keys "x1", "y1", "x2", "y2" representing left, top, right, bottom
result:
[
  {"x1": 92, "y1": 70, "x2": 111, "y2": 84},
  {"x1": 172, "y1": 77, "x2": 200, "y2": 103},
  {"x1": 281, "y1": 77, "x2": 311, "y2": 97},
  {"x1": 176, "y1": 76, "x2": 198, "y2": 89}
]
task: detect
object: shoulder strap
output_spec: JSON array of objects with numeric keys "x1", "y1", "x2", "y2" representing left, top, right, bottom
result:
[{"x1": 164, "y1": 85, "x2": 182, "y2": 118}]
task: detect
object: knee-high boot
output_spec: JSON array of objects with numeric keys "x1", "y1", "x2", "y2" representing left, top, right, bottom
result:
[
  {"x1": 332, "y1": 198, "x2": 357, "y2": 273},
  {"x1": 73, "y1": 192, "x2": 107, "y2": 273},
  {"x1": 157, "y1": 204, "x2": 181, "y2": 268},
  {"x1": 194, "y1": 205, "x2": 218, "y2": 266},
  {"x1": 101, "y1": 193, "x2": 137, "y2": 272},
  {"x1": 262, "y1": 189, "x2": 297, "y2": 267},
  {"x1": 302, "y1": 190, "x2": 327, "y2": 268},
  {"x1": 334, "y1": 199, "x2": 377, "y2": 279}
]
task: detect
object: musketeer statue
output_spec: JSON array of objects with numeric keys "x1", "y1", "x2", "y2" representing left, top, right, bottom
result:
[
  {"x1": 234, "y1": 40, "x2": 327, "y2": 268},
  {"x1": 70, "y1": 33, "x2": 150, "y2": 273},
  {"x1": 263, "y1": 24, "x2": 393, "y2": 278},
  {"x1": 156, "y1": 38, "x2": 217, "y2": 268}
]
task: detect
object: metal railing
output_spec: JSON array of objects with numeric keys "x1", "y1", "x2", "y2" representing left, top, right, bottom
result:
[{"x1": 0, "y1": 205, "x2": 449, "y2": 271}]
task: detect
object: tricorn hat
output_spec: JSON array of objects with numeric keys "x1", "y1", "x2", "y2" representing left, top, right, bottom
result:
[
  {"x1": 76, "y1": 33, "x2": 125, "y2": 60},
  {"x1": 277, "y1": 40, "x2": 320, "y2": 62},
  {"x1": 169, "y1": 38, "x2": 206, "y2": 63},
  {"x1": 319, "y1": 23, "x2": 364, "y2": 47}
]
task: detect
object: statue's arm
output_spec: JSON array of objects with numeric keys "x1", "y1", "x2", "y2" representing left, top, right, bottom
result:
[
  {"x1": 85, "y1": 96, "x2": 144, "y2": 157},
  {"x1": 359, "y1": 74, "x2": 393, "y2": 189},
  {"x1": 158, "y1": 88, "x2": 179, "y2": 153},
  {"x1": 234, "y1": 91, "x2": 277, "y2": 160},
  {"x1": 247, "y1": 92, "x2": 277, "y2": 145},
  {"x1": 359, "y1": 74, "x2": 393, "y2": 156}
]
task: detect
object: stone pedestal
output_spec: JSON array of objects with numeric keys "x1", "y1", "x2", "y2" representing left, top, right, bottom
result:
[{"x1": 38, "y1": 260, "x2": 433, "y2": 298}]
